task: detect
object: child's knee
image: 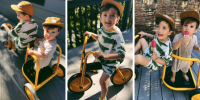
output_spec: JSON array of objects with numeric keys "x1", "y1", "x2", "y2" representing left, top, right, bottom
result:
[
  {"x1": 99, "y1": 80, "x2": 107, "y2": 87},
  {"x1": 139, "y1": 38, "x2": 146, "y2": 43},
  {"x1": 135, "y1": 55, "x2": 143, "y2": 64}
]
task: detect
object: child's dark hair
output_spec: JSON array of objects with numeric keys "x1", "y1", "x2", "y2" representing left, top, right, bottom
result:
[
  {"x1": 181, "y1": 17, "x2": 199, "y2": 29},
  {"x1": 156, "y1": 17, "x2": 173, "y2": 31},
  {"x1": 21, "y1": 12, "x2": 32, "y2": 18},
  {"x1": 100, "y1": 4, "x2": 120, "y2": 17},
  {"x1": 43, "y1": 25, "x2": 62, "y2": 32}
]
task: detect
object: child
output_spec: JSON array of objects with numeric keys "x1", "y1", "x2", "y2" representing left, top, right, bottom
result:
[
  {"x1": 135, "y1": 13, "x2": 174, "y2": 71},
  {"x1": 170, "y1": 11, "x2": 200, "y2": 83},
  {"x1": 1, "y1": 1, "x2": 38, "y2": 50},
  {"x1": 84, "y1": 0, "x2": 125, "y2": 100},
  {"x1": 27, "y1": 17, "x2": 64, "y2": 73}
]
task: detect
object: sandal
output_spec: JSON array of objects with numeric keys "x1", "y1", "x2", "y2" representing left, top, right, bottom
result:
[{"x1": 3, "y1": 41, "x2": 11, "y2": 50}]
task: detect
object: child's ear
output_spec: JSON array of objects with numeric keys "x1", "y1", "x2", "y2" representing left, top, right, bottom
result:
[{"x1": 168, "y1": 31, "x2": 173, "y2": 36}]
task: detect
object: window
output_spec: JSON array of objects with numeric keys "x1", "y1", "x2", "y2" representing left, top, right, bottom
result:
[{"x1": 26, "y1": 0, "x2": 45, "y2": 6}]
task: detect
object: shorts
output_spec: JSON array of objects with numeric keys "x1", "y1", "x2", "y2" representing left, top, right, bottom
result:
[
  {"x1": 102, "y1": 65, "x2": 116, "y2": 76},
  {"x1": 144, "y1": 58, "x2": 162, "y2": 71}
]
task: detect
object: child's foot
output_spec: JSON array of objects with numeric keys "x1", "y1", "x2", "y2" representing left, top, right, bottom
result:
[
  {"x1": 3, "y1": 41, "x2": 11, "y2": 50},
  {"x1": 99, "y1": 97, "x2": 107, "y2": 100},
  {"x1": 183, "y1": 74, "x2": 189, "y2": 81},
  {"x1": 170, "y1": 76, "x2": 175, "y2": 83}
]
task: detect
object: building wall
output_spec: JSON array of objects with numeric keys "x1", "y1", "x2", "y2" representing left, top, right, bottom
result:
[{"x1": 0, "y1": 0, "x2": 66, "y2": 54}]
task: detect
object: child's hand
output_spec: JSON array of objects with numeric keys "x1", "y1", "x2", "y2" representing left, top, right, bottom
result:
[
  {"x1": 181, "y1": 37, "x2": 190, "y2": 44},
  {"x1": 84, "y1": 31, "x2": 92, "y2": 38},
  {"x1": 138, "y1": 31, "x2": 147, "y2": 37},
  {"x1": 198, "y1": 47, "x2": 200, "y2": 53},
  {"x1": 27, "y1": 50, "x2": 33, "y2": 55},
  {"x1": 93, "y1": 52, "x2": 105, "y2": 59},
  {"x1": 151, "y1": 52, "x2": 157, "y2": 61},
  {"x1": 1, "y1": 23, "x2": 7, "y2": 28}
]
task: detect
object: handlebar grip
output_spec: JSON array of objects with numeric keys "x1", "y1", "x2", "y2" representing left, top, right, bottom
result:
[{"x1": 97, "y1": 57, "x2": 106, "y2": 64}]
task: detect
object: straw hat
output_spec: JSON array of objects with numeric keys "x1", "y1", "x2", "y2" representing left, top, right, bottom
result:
[
  {"x1": 101, "y1": 0, "x2": 124, "y2": 14},
  {"x1": 155, "y1": 13, "x2": 174, "y2": 29},
  {"x1": 42, "y1": 17, "x2": 64, "y2": 28},
  {"x1": 11, "y1": 1, "x2": 33, "y2": 16}
]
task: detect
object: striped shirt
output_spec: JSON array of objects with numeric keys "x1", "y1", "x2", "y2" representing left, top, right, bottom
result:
[
  {"x1": 143, "y1": 35, "x2": 172, "y2": 71},
  {"x1": 8, "y1": 19, "x2": 38, "y2": 49},
  {"x1": 98, "y1": 26, "x2": 126, "y2": 68}
]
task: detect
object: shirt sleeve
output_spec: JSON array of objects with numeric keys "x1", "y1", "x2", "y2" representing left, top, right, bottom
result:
[
  {"x1": 44, "y1": 42, "x2": 57, "y2": 56},
  {"x1": 115, "y1": 34, "x2": 126, "y2": 59},
  {"x1": 194, "y1": 35, "x2": 198, "y2": 46},
  {"x1": 172, "y1": 34, "x2": 181, "y2": 43},
  {"x1": 8, "y1": 23, "x2": 23, "y2": 38}
]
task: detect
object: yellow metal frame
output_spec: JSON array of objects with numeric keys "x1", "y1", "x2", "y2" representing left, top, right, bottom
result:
[
  {"x1": 134, "y1": 35, "x2": 200, "y2": 91},
  {"x1": 22, "y1": 42, "x2": 62, "y2": 91},
  {"x1": 161, "y1": 54, "x2": 200, "y2": 91},
  {"x1": 78, "y1": 36, "x2": 126, "y2": 88}
]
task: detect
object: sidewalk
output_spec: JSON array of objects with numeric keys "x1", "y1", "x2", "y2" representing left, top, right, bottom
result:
[{"x1": 67, "y1": 28, "x2": 133, "y2": 100}]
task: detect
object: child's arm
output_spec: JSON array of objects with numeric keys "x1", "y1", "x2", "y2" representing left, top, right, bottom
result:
[
  {"x1": 151, "y1": 52, "x2": 165, "y2": 65},
  {"x1": 27, "y1": 50, "x2": 48, "y2": 58},
  {"x1": 193, "y1": 45, "x2": 200, "y2": 53},
  {"x1": 84, "y1": 31, "x2": 98, "y2": 41},
  {"x1": 172, "y1": 36, "x2": 190, "y2": 50},
  {"x1": 138, "y1": 31, "x2": 154, "y2": 39},
  {"x1": 94, "y1": 52, "x2": 121, "y2": 60}
]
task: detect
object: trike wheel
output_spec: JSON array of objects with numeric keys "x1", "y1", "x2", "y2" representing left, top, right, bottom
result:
[
  {"x1": 135, "y1": 68, "x2": 139, "y2": 80},
  {"x1": 24, "y1": 83, "x2": 39, "y2": 100},
  {"x1": 68, "y1": 73, "x2": 92, "y2": 92},
  {"x1": 189, "y1": 89, "x2": 200, "y2": 100},
  {"x1": 190, "y1": 61, "x2": 194, "y2": 67},
  {"x1": 110, "y1": 68, "x2": 133, "y2": 85},
  {"x1": 52, "y1": 64, "x2": 65, "y2": 78}
]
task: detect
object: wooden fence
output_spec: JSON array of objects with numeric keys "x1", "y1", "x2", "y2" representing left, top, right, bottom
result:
[{"x1": 67, "y1": 0, "x2": 133, "y2": 49}]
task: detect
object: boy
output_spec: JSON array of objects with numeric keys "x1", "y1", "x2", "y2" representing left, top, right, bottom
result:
[
  {"x1": 84, "y1": 0, "x2": 125, "y2": 100},
  {"x1": 1, "y1": 1, "x2": 38, "y2": 50},
  {"x1": 170, "y1": 11, "x2": 200, "y2": 83},
  {"x1": 27, "y1": 17, "x2": 64, "y2": 73},
  {"x1": 135, "y1": 13, "x2": 174, "y2": 71}
]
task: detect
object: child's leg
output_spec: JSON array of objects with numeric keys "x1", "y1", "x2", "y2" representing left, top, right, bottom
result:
[
  {"x1": 182, "y1": 72, "x2": 189, "y2": 81},
  {"x1": 99, "y1": 72, "x2": 110, "y2": 99},
  {"x1": 8, "y1": 37, "x2": 12, "y2": 48},
  {"x1": 135, "y1": 54, "x2": 150, "y2": 66},
  {"x1": 135, "y1": 38, "x2": 149, "y2": 54},
  {"x1": 170, "y1": 72, "x2": 176, "y2": 83}
]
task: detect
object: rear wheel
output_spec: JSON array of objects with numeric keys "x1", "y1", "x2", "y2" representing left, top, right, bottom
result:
[
  {"x1": 68, "y1": 73, "x2": 92, "y2": 92},
  {"x1": 189, "y1": 89, "x2": 200, "y2": 100},
  {"x1": 110, "y1": 68, "x2": 133, "y2": 85},
  {"x1": 52, "y1": 64, "x2": 65, "y2": 77},
  {"x1": 189, "y1": 61, "x2": 194, "y2": 67}
]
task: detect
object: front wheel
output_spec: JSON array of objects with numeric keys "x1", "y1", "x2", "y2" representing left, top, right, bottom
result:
[
  {"x1": 189, "y1": 89, "x2": 200, "y2": 100},
  {"x1": 52, "y1": 64, "x2": 65, "y2": 78},
  {"x1": 68, "y1": 73, "x2": 93, "y2": 92},
  {"x1": 110, "y1": 68, "x2": 133, "y2": 85},
  {"x1": 24, "y1": 83, "x2": 39, "y2": 100}
]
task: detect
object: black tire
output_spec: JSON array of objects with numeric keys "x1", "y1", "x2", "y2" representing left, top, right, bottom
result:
[
  {"x1": 110, "y1": 68, "x2": 133, "y2": 85},
  {"x1": 189, "y1": 89, "x2": 200, "y2": 100},
  {"x1": 52, "y1": 64, "x2": 65, "y2": 78},
  {"x1": 24, "y1": 83, "x2": 39, "y2": 100},
  {"x1": 135, "y1": 68, "x2": 139, "y2": 80},
  {"x1": 68, "y1": 73, "x2": 93, "y2": 93}
]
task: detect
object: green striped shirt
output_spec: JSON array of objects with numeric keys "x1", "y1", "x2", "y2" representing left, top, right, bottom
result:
[
  {"x1": 8, "y1": 19, "x2": 38, "y2": 49},
  {"x1": 98, "y1": 26, "x2": 126, "y2": 68}
]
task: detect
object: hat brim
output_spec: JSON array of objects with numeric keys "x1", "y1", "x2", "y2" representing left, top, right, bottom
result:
[
  {"x1": 42, "y1": 23, "x2": 64, "y2": 28},
  {"x1": 155, "y1": 13, "x2": 174, "y2": 29},
  {"x1": 180, "y1": 11, "x2": 200, "y2": 24},
  {"x1": 101, "y1": 0, "x2": 124, "y2": 14},
  {"x1": 11, "y1": 5, "x2": 23, "y2": 12}
]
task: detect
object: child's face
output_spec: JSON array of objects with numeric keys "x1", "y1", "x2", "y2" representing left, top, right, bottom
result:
[
  {"x1": 156, "y1": 21, "x2": 172, "y2": 42},
  {"x1": 43, "y1": 27, "x2": 60, "y2": 41},
  {"x1": 15, "y1": 11, "x2": 28, "y2": 23},
  {"x1": 182, "y1": 21, "x2": 197, "y2": 36},
  {"x1": 100, "y1": 7, "x2": 120, "y2": 31}
]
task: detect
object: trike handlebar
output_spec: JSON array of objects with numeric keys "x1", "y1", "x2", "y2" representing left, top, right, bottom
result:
[{"x1": 0, "y1": 23, "x2": 14, "y2": 30}]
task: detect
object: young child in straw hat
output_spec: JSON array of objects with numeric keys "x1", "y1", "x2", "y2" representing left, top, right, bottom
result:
[
  {"x1": 1, "y1": 1, "x2": 38, "y2": 50},
  {"x1": 170, "y1": 10, "x2": 200, "y2": 83},
  {"x1": 84, "y1": 0, "x2": 125, "y2": 100},
  {"x1": 27, "y1": 17, "x2": 64, "y2": 75}
]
